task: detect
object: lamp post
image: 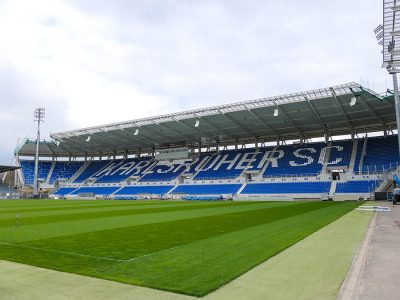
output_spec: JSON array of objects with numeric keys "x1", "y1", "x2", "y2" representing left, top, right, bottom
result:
[{"x1": 33, "y1": 108, "x2": 45, "y2": 196}]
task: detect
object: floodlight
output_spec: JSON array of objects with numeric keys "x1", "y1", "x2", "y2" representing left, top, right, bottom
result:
[
  {"x1": 195, "y1": 120, "x2": 200, "y2": 127},
  {"x1": 33, "y1": 107, "x2": 46, "y2": 196},
  {"x1": 273, "y1": 108, "x2": 279, "y2": 117},
  {"x1": 350, "y1": 96, "x2": 357, "y2": 106},
  {"x1": 85, "y1": 136, "x2": 91, "y2": 142},
  {"x1": 34, "y1": 108, "x2": 45, "y2": 120},
  {"x1": 392, "y1": 5, "x2": 400, "y2": 12},
  {"x1": 134, "y1": 129, "x2": 139, "y2": 135}
]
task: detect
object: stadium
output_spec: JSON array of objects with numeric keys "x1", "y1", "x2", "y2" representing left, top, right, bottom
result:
[
  {"x1": 13, "y1": 83, "x2": 398, "y2": 201},
  {"x1": 1, "y1": 1, "x2": 400, "y2": 300}
]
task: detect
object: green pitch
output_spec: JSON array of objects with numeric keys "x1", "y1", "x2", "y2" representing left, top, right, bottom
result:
[{"x1": 0, "y1": 200, "x2": 361, "y2": 296}]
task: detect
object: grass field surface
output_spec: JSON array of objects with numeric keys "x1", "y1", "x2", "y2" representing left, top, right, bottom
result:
[{"x1": 0, "y1": 200, "x2": 361, "y2": 296}]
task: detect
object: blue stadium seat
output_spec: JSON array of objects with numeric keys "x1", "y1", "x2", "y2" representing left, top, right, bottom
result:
[
  {"x1": 335, "y1": 180, "x2": 379, "y2": 193},
  {"x1": 115, "y1": 185, "x2": 173, "y2": 195},
  {"x1": 362, "y1": 136, "x2": 400, "y2": 173},
  {"x1": 328, "y1": 141, "x2": 353, "y2": 167},
  {"x1": 54, "y1": 187, "x2": 78, "y2": 195},
  {"x1": 24, "y1": 138, "x2": 367, "y2": 186},
  {"x1": 139, "y1": 162, "x2": 189, "y2": 182},
  {"x1": 20, "y1": 160, "x2": 52, "y2": 185},
  {"x1": 73, "y1": 160, "x2": 110, "y2": 183},
  {"x1": 172, "y1": 184, "x2": 242, "y2": 195},
  {"x1": 242, "y1": 182, "x2": 331, "y2": 194},
  {"x1": 263, "y1": 143, "x2": 325, "y2": 177},
  {"x1": 194, "y1": 149, "x2": 252, "y2": 180},
  {"x1": 94, "y1": 158, "x2": 153, "y2": 183},
  {"x1": 70, "y1": 186, "x2": 120, "y2": 195},
  {"x1": 185, "y1": 154, "x2": 217, "y2": 174},
  {"x1": 25, "y1": 136, "x2": 393, "y2": 198},
  {"x1": 50, "y1": 161, "x2": 84, "y2": 184}
]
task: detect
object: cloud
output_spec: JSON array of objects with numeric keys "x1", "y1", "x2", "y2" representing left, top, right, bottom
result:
[{"x1": 0, "y1": 0, "x2": 390, "y2": 163}]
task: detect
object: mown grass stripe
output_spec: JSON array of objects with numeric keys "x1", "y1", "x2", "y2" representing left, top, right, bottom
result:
[
  {"x1": 0, "y1": 241, "x2": 122, "y2": 262},
  {"x1": 0, "y1": 200, "x2": 193, "y2": 214},
  {"x1": 0, "y1": 201, "x2": 296, "y2": 242},
  {"x1": 0, "y1": 201, "x2": 266, "y2": 227},
  {"x1": 24, "y1": 202, "x2": 333, "y2": 260},
  {"x1": 0, "y1": 200, "x2": 207, "y2": 216}
]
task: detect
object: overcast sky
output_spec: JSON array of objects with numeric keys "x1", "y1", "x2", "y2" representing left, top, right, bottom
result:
[{"x1": 0, "y1": 0, "x2": 388, "y2": 164}]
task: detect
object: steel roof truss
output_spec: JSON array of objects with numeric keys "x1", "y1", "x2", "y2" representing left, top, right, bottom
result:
[{"x1": 330, "y1": 88, "x2": 354, "y2": 130}]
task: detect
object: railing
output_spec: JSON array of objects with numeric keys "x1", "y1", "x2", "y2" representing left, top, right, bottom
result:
[
  {"x1": 139, "y1": 176, "x2": 180, "y2": 182},
  {"x1": 354, "y1": 162, "x2": 400, "y2": 175},
  {"x1": 262, "y1": 173, "x2": 320, "y2": 179},
  {"x1": 193, "y1": 175, "x2": 240, "y2": 181},
  {"x1": 370, "y1": 180, "x2": 382, "y2": 193}
]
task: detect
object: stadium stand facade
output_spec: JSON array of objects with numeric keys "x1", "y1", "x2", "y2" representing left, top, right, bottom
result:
[
  {"x1": 17, "y1": 134, "x2": 398, "y2": 200},
  {"x1": 14, "y1": 83, "x2": 399, "y2": 200}
]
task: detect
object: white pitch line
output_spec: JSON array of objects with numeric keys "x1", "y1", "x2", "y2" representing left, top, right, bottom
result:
[
  {"x1": 0, "y1": 240, "x2": 188, "y2": 264},
  {"x1": 0, "y1": 241, "x2": 124, "y2": 262},
  {"x1": 124, "y1": 243, "x2": 186, "y2": 263},
  {"x1": 0, "y1": 238, "x2": 207, "y2": 265}
]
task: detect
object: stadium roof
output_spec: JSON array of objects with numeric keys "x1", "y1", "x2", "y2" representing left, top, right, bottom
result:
[
  {"x1": 0, "y1": 165, "x2": 20, "y2": 173},
  {"x1": 16, "y1": 82, "x2": 396, "y2": 158}
]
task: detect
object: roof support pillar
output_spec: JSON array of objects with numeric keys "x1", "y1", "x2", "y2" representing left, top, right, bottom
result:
[{"x1": 324, "y1": 133, "x2": 329, "y2": 144}]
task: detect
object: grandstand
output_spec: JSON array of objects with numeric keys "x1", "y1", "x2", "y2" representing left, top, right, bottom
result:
[
  {"x1": 14, "y1": 82, "x2": 399, "y2": 200},
  {"x1": 0, "y1": 165, "x2": 20, "y2": 199}
]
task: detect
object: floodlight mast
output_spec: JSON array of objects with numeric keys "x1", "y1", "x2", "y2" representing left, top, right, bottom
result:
[
  {"x1": 392, "y1": 71, "x2": 400, "y2": 141},
  {"x1": 387, "y1": 66, "x2": 400, "y2": 158},
  {"x1": 33, "y1": 108, "x2": 45, "y2": 196},
  {"x1": 382, "y1": 0, "x2": 400, "y2": 157}
]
